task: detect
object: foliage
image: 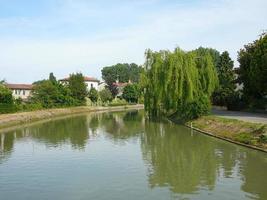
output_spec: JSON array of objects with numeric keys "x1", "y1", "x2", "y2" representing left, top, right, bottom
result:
[
  {"x1": 0, "y1": 84, "x2": 13, "y2": 104},
  {"x1": 99, "y1": 88, "x2": 113, "y2": 103},
  {"x1": 212, "y1": 51, "x2": 236, "y2": 109},
  {"x1": 101, "y1": 63, "x2": 142, "y2": 97},
  {"x1": 101, "y1": 63, "x2": 142, "y2": 84},
  {"x1": 176, "y1": 95, "x2": 211, "y2": 120},
  {"x1": 122, "y1": 84, "x2": 139, "y2": 103},
  {"x1": 194, "y1": 47, "x2": 220, "y2": 68},
  {"x1": 234, "y1": 132, "x2": 255, "y2": 145},
  {"x1": 68, "y1": 73, "x2": 88, "y2": 105},
  {"x1": 108, "y1": 98, "x2": 128, "y2": 107},
  {"x1": 237, "y1": 32, "x2": 267, "y2": 109},
  {"x1": 142, "y1": 47, "x2": 218, "y2": 120},
  {"x1": 31, "y1": 80, "x2": 76, "y2": 108},
  {"x1": 49, "y1": 72, "x2": 57, "y2": 84},
  {"x1": 88, "y1": 88, "x2": 98, "y2": 103}
]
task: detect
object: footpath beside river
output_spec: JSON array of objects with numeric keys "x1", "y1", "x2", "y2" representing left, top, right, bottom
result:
[{"x1": 0, "y1": 104, "x2": 144, "y2": 130}]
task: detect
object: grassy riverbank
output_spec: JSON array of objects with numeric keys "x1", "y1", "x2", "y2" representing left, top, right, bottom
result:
[
  {"x1": 188, "y1": 115, "x2": 267, "y2": 150},
  {"x1": 0, "y1": 104, "x2": 144, "y2": 130}
]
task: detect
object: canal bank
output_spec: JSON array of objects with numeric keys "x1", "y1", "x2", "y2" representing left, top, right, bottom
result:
[
  {"x1": 185, "y1": 115, "x2": 267, "y2": 153},
  {"x1": 0, "y1": 104, "x2": 144, "y2": 130}
]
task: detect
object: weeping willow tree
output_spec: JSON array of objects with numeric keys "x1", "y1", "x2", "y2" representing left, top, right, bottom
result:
[{"x1": 142, "y1": 47, "x2": 218, "y2": 120}]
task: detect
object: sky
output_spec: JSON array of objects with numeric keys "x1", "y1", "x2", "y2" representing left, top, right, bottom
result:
[{"x1": 0, "y1": 0, "x2": 266, "y2": 83}]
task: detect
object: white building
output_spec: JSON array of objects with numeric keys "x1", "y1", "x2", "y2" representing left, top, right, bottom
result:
[
  {"x1": 98, "y1": 82, "x2": 107, "y2": 91},
  {"x1": 5, "y1": 83, "x2": 33, "y2": 100},
  {"x1": 59, "y1": 76, "x2": 100, "y2": 91}
]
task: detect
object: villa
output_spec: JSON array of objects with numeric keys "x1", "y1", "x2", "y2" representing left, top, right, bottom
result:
[
  {"x1": 59, "y1": 76, "x2": 100, "y2": 91},
  {"x1": 5, "y1": 83, "x2": 33, "y2": 100}
]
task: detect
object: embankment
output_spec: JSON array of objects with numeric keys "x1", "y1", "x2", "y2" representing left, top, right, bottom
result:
[
  {"x1": 0, "y1": 104, "x2": 144, "y2": 130},
  {"x1": 187, "y1": 115, "x2": 267, "y2": 152}
]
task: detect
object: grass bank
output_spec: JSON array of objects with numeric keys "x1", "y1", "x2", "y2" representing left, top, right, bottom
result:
[
  {"x1": 0, "y1": 104, "x2": 144, "y2": 130},
  {"x1": 187, "y1": 115, "x2": 267, "y2": 151}
]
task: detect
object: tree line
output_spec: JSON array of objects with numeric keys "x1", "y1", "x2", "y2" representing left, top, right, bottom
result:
[
  {"x1": 141, "y1": 33, "x2": 267, "y2": 120},
  {"x1": 0, "y1": 33, "x2": 266, "y2": 116}
]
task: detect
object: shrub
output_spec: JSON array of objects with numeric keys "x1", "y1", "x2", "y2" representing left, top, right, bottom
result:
[
  {"x1": 226, "y1": 91, "x2": 245, "y2": 111},
  {"x1": 99, "y1": 88, "x2": 113, "y2": 103},
  {"x1": 108, "y1": 98, "x2": 128, "y2": 106},
  {"x1": 177, "y1": 95, "x2": 211, "y2": 121},
  {"x1": 234, "y1": 132, "x2": 255, "y2": 144},
  {"x1": 122, "y1": 84, "x2": 139, "y2": 103},
  {"x1": 88, "y1": 88, "x2": 98, "y2": 103}
]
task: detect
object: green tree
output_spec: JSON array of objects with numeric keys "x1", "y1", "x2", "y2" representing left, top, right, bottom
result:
[
  {"x1": 49, "y1": 72, "x2": 57, "y2": 85},
  {"x1": 237, "y1": 32, "x2": 267, "y2": 109},
  {"x1": 32, "y1": 80, "x2": 60, "y2": 108},
  {"x1": 31, "y1": 74, "x2": 76, "y2": 108},
  {"x1": 142, "y1": 47, "x2": 218, "y2": 120},
  {"x1": 101, "y1": 63, "x2": 142, "y2": 97},
  {"x1": 0, "y1": 84, "x2": 13, "y2": 104},
  {"x1": 122, "y1": 84, "x2": 139, "y2": 103},
  {"x1": 99, "y1": 88, "x2": 113, "y2": 103},
  {"x1": 68, "y1": 73, "x2": 87, "y2": 105},
  {"x1": 88, "y1": 88, "x2": 98, "y2": 103},
  {"x1": 212, "y1": 51, "x2": 236, "y2": 108}
]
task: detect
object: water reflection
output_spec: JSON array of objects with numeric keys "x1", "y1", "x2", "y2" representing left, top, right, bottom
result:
[{"x1": 0, "y1": 110, "x2": 267, "y2": 199}]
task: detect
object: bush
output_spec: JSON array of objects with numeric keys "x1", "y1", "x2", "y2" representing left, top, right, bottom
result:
[
  {"x1": 99, "y1": 88, "x2": 113, "y2": 103},
  {"x1": 122, "y1": 84, "x2": 139, "y2": 103},
  {"x1": 234, "y1": 132, "x2": 255, "y2": 144},
  {"x1": 226, "y1": 91, "x2": 245, "y2": 111},
  {"x1": 88, "y1": 88, "x2": 98, "y2": 103},
  {"x1": 108, "y1": 98, "x2": 128, "y2": 106},
  {"x1": 0, "y1": 84, "x2": 13, "y2": 104},
  {"x1": 0, "y1": 103, "x2": 19, "y2": 114},
  {"x1": 22, "y1": 102, "x2": 43, "y2": 111},
  {"x1": 177, "y1": 95, "x2": 210, "y2": 121}
]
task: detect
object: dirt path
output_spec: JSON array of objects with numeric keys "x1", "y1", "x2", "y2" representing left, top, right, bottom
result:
[{"x1": 212, "y1": 108, "x2": 267, "y2": 124}]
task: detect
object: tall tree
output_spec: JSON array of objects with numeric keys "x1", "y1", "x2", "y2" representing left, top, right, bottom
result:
[
  {"x1": 122, "y1": 84, "x2": 139, "y2": 103},
  {"x1": 212, "y1": 51, "x2": 236, "y2": 107},
  {"x1": 49, "y1": 72, "x2": 57, "y2": 85},
  {"x1": 101, "y1": 63, "x2": 142, "y2": 84},
  {"x1": 237, "y1": 32, "x2": 267, "y2": 109},
  {"x1": 101, "y1": 63, "x2": 142, "y2": 98},
  {"x1": 68, "y1": 73, "x2": 87, "y2": 105},
  {"x1": 142, "y1": 47, "x2": 218, "y2": 120}
]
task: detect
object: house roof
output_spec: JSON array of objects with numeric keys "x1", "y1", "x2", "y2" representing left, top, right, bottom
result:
[
  {"x1": 60, "y1": 76, "x2": 100, "y2": 82},
  {"x1": 112, "y1": 82, "x2": 129, "y2": 87},
  {"x1": 5, "y1": 83, "x2": 33, "y2": 90}
]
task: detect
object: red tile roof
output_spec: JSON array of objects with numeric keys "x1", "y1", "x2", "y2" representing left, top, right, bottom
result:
[
  {"x1": 60, "y1": 76, "x2": 99, "y2": 82},
  {"x1": 5, "y1": 83, "x2": 33, "y2": 90}
]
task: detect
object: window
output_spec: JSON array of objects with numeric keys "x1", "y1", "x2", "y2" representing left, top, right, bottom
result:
[
  {"x1": 23, "y1": 90, "x2": 25, "y2": 95},
  {"x1": 91, "y1": 83, "x2": 93, "y2": 88}
]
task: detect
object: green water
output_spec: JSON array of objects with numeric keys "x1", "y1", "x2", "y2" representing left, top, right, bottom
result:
[{"x1": 0, "y1": 110, "x2": 267, "y2": 200}]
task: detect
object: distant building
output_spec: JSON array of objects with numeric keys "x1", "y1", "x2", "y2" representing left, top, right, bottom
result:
[
  {"x1": 59, "y1": 76, "x2": 100, "y2": 91},
  {"x1": 5, "y1": 83, "x2": 33, "y2": 100},
  {"x1": 113, "y1": 80, "x2": 132, "y2": 97}
]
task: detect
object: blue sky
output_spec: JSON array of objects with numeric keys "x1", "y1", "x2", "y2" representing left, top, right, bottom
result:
[{"x1": 0, "y1": 0, "x2": 267, "y2": 83}]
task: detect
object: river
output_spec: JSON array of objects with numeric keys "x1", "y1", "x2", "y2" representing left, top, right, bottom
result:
[{"x1": 0, "y1": 110, "x2": 266, "y2": 200}]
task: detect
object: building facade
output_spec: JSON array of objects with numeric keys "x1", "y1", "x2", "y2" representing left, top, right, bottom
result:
[
  {"x1": 5, "y1": 84, "x2": 33, "y2": 100},
  {"x1": 59, "y1": 76, "x2": 100, "y2": 91}
]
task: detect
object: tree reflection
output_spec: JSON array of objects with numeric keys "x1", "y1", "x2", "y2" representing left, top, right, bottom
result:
[
  {"x1": 141, "y1": 120, "x2": 219, "y2": 194},
  {"x1": 0, "y1": 110, "x2": 267, "y2": 200},
  {"x1": 240, "y1": 151, "x2": 267, "y2": 200}
]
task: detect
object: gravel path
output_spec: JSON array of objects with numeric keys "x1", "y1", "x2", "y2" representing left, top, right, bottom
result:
[{"x1": 212, "y1": 108, "x2": 267, "y2": 124}]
